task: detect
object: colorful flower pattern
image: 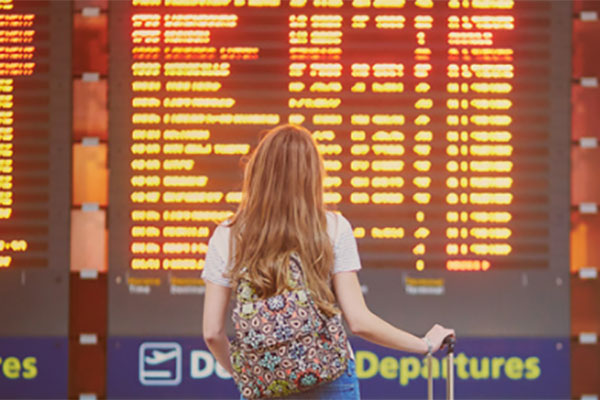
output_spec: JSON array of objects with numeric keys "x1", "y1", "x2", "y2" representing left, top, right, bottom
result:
[{"x1": 229, "y1": 255, "x2": 349, "y2": 399}]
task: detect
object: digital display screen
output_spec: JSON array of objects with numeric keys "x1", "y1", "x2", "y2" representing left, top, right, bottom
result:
[
  {"x1": 0, "y1": 0, "x2": 53, "y2": 269},
  {"x1": 111, "y1": 0, "x2": 564, "y2": 273}
]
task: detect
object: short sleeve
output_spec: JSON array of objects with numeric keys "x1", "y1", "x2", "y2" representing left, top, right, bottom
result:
[
  {"x1": 201, "y1": 225, "x2": 232, "y2": 287},
  {"x1": 332, "y1": 214, "x2": 362, "y2": 274}
]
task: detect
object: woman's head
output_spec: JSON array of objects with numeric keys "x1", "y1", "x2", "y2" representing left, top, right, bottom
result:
[
  {"x1": 229, "y1": 124, "x2": 337, "y2": 315},
  {"x1": 242, "y1": 124, "x2": 325, "y2": 223}
]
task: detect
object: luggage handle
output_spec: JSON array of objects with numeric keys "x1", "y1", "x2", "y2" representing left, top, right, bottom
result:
[
  {"x1": 442, "y1": 335, "x2": 456, "y2": 355},
  {"x1": 427, "y1": 335, "x2": 456, "y2": 400}
]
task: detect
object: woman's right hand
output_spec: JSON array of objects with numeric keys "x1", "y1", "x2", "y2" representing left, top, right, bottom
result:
[{"x1": 423, "y1": 324, "x2": 455, "y2": 354}]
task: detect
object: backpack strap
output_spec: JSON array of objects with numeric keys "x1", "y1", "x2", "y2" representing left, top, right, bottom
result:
[
  {"x1": 287, "y1": 253, "x2": 306, "y2": 288},
  {"x1": 288, "y1": 254, "x2": 338, "y2": 323}
]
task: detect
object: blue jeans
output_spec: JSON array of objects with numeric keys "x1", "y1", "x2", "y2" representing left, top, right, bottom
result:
[{"x1": 240, "y1": 359, "x2": 360, "y2": 400}]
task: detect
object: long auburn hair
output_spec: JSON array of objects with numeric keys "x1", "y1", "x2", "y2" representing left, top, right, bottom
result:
[{"x1": 227, "y1": 124, "x2": 337, "y2": 316}]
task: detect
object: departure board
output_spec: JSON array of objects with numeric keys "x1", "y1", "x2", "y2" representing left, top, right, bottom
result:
[
  {"x1": 0, "y1": 0, "x2": 64, "y2": 269},
  {"x1": 109, "y1": 0, "x2": 570, "y2": 275},
  {"x1": 0, "y1": 1, "x2": 70, "y2": 337}
]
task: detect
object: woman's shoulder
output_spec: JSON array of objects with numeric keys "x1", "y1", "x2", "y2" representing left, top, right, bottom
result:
[
  {"x1": 326, "y1": 211, "x2": 353, "y2": 242},
  {"x1": 209, "y1": 220, "x2": 233, "y2": 245},
  {"x1": 326, "y1": 210, "x2": 352, "y2": 226},
  {"x1": 206, "y1": 220, "x2": 233, "y2": 263}
]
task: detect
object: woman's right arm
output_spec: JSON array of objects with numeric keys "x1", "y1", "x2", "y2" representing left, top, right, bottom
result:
[
  {"x1": 202, "y1": 281, "x2": 234, "y2": 375},
  {"x1": 333, "y1": 271, "x2": 454, "y2": 355}
]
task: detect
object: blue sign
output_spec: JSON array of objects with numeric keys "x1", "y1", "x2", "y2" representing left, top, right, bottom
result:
[
  {"x1": 0, "y1": 337, "x2": 68, "y2": 399},
  {"x1": 107, "y1": 336, "x2": 570, "y2": 399}
]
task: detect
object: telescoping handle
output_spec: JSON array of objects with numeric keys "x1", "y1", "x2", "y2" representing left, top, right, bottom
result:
[
  {"x1": 443, "y1": 335, "x2": 455, "y2": 400},
  {"x1": 426, "y1": 335, "x2": 456, "y2": 400}
]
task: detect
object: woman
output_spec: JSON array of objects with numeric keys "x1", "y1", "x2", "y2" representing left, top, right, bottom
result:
[{"x1": 202, "y1": 124, "x2": 455, "y2": 399}]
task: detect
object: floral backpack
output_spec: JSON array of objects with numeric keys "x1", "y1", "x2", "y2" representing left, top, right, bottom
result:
[{"x1": 229, "y1": 254, "x2": 349, "y2": 399}]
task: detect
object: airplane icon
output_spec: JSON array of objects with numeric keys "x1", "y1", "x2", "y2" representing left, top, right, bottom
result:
[{"x1": 139, "y1": 342, "x2": 182, "y2": 386}]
